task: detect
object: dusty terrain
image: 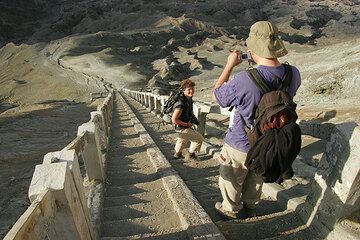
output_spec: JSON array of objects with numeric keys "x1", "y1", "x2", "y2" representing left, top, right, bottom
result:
[{"x1": 1, "y1": 0, "x2": 360, "y2": 238}]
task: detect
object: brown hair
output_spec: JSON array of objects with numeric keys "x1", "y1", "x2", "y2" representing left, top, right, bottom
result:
[{"x1": 180, "y1": 79, "x2": 195, "y2": 90}]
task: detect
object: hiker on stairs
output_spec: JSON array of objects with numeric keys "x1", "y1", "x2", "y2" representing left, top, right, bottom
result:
[
  {"x1": 172, "y1": 79, "x2": 203, "y2": 161},
  {"x1": 212, "y1": 21, "x2": 302, "y2": 219}
]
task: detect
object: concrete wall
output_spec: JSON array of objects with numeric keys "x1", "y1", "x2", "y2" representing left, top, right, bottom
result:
[
  {"x1": 4, "y1": 92, "x2": 114, "y2": 240},
  {"x1": 299, "y1": 121, "x2": 360, "y2": 238}
]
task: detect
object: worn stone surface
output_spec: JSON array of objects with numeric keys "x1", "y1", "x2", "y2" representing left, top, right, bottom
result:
[
  {"x1": 28, "y1": 162, "x2": 68, "y2": 202},
  {"x1": 77, "y1": 122, "x2": 104, "y2": 181},
  {"x1": 119, "y1": 92, "x2": 226, "y2": 239},
  {"x1": 101, "y1": 93, "x2": 185, "y2": 238},
  {"x1": 26, "y1": 162, "x2": 93, "y2": 239},
  {"x1": 124, "y1": 89, "x2": 360, "y2": 239},
  {"x1": 43, "y1": 149, "x2": 94, "y2": 239}
]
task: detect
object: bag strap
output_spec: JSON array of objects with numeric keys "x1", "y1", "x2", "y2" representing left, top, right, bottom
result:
[
  {"x1": 248, "y1": 63, "x2": 293, "y2": 94},
  {"x1": 248, "y1": 68, "x2": 272, "y2": 94},
  {"x1": 278, "y1": 63, "x2": 293, "y2": 91}
]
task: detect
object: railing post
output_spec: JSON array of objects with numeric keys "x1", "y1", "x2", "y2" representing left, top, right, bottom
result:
[
  {"x1": 77, "y1": 123, "x2": 105, "y2": 181},
  {"x1": 144, "y1": 93, "x2": 149, "y2": 107},
  {"x1": 160, "y1": 97, "x2": 167, "y2": 110},
  {"x1": 148, "y1": 94, "x2": 154, "y2": 111},
  {"x1": 139, "y1": 93, "x2": 143, "y2": 105},
  {"x1": 42, "y1": 149, "x2": 95, "y2": 239},
  {"x1": 193, "y1": 104, "x2": 207, "y2": 136},
  {"x1": 28, "y1": 162, "x2": 93, "y2": 240},
  {"x1": 153, "y1": 96, "x2": 162, "y2": 115},
  {"x1": 197, "y1": 112, "x2": 207, "y2": 136},
  {"x1": 90, "y1": 111, "x2": 108, "y2": 163}
]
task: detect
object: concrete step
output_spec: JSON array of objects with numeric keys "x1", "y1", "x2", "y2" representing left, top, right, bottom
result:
[
  {"x1": 292, "y1": 157, "x2": 317, "y2": 180},
  {"x1": 262, "y1": 182, "x2": 309, "y2": 211},
  {"x1": 105, "y1": 165, "x2": 141, "y2": 173},
  {"x1": 104, "y1": 185, "x2": 147, "y2": 198},
  {"x1": 101, "y1": 214, "x2": 182, "y2": 238},
  {"x1": 106, "y1": 172, "x2": 160, "y2": 186},
  {"x1": 101, "y1": 227, "x2": 187, "y2": 240},
  {"x1": 102, "y1": 197, "x2": 176, "y2": 222},
  {"x1": 103, "y1": 195, "x2": 150, "y2": 208},
  {"x1": 185, "y1": 176, "x2": 218, "y2": 186},
  {"x1": 119, "y1": 93, "x2": 226, "y2": 239},
  {"x1": 121, "y1": 93, "x2": 320, "y2": 239},
  {"x1": 104, "y1": 183, "x2": 170, "y2": 208},
  {"x1": 101, "y1": 95, "x2": 185, "y2": 238},
  {"x1": 263, "y1": 226, "x2": 321, "y2": 240},
  {"x1": 217, "y1": 210, "x2": 308, "y2": 240}
]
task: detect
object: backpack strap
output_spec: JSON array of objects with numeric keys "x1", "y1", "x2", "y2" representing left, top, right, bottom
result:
[
  {"x1": 247, "y1": 68, "x2": 272, "y2": 94},
  {"x1": 278, "y1": 63, "x2": 293, "y2": 91},
  {"x1": 248, "y1": 64, "x2": 293, "y2": 93}
]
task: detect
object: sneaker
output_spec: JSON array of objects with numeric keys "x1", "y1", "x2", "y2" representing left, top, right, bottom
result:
[
  {"x1": 173, "y1": 152, "x2": 184, "y2": 159},
  {"x1": 185, "y1": 151, "x2": 197, "y2": 161},
  {"x1": 214, "y1": 202, "x2": 239, "y2": 220}
]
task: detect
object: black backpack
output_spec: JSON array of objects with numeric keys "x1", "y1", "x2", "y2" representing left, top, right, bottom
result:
[
  {"x1": 244, "y1": 63, "x2": 302, "y2": 183},
  {"x1": 246, "y1": 64, "x2": 298, "y2": 146},
  {"x1": 158, "y1": 90, "x2": 200, "y2": 130},
  {"x1": 158, "y1": 90, "x2": 183, "y2": 129}
]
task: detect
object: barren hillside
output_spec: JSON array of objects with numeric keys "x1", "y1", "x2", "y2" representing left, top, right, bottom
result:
[{"x1": 0, "y1": 0, "x2": 359, "y2": 238}]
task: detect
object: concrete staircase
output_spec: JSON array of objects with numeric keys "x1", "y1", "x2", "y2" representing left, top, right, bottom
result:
[
  {"x1": 6, "y1": 90, "x2": 358, "y2": 239},
  {"x1": 101, "y1": 95, "x2": 186, "y2": 239},
  {"x1": 119, "y1": 93, "x2": 322, "y2": 239}
]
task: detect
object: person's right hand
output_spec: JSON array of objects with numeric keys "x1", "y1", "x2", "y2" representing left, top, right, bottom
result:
[
  {"x1": 187, "y1": 122, "x2": 193, "y2": 128},
  {"x1": 226, "y1": 50, "x2": 241, "y2": 68}
]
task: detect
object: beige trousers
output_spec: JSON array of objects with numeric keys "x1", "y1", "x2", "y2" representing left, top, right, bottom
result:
[
  {"x1": 218, "y1": 143, "x2": 263, "y2": 211},
  {"x1": 174, "y1": 128, "x2": 204, "y2": 153}
]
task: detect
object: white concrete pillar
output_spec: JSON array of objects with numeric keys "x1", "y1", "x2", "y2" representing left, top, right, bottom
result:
[
  {"x1": 153, "y1": 96, "x2": 162, "y2": 115},
  {"x1": 42, "y1": 149, "x2": 94, "y2": 239},
  {"x1": 160, "y1": 97, "x2": 167, "y2": 111},
  {"x1": 28, "y1": 162, "x2": 93, "y2": 240},
  {"x1": 77, "y1": 122, "x2": 105, "y2": 181},
  {"x1": 193, "y1": 105, "x2": 207, "y2": 136},
  {"x1": 144, "y1": 93, "x2": 149, "y2": 107},
  {"x1": 148, "y1": 94, "x2": 154, "y2": 111},
  {"x1": 90, "y1": 111, "x2": 108, "y2": 159},
  {"x1": 97, "y1": 106, "x2": 109, "y2": 138},
  {"x1": 299, "y1": 124, "x2": 360, "y2": 237}
]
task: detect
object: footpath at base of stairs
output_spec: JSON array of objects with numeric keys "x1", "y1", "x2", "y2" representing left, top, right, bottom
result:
[{"x1": 120, "y1": 92, "x2": 321, "y2": 240}]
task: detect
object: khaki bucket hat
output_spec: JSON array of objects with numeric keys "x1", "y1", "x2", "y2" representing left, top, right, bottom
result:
[{"x1": 245, "y1": 21, "x2": 288, "y2": 58}]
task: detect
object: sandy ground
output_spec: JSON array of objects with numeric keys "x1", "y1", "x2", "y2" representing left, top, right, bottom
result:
[
  {"x1": 1, "y1": 0, "x2": 360, "y2": 238},
  {"x1": 0, "y1": 101, "x2": 98, "y2": 237}
]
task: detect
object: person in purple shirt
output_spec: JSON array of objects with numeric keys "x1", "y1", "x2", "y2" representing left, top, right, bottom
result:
[{"x1": 212, "y1": 21, "x2": 301, "y2": 219}]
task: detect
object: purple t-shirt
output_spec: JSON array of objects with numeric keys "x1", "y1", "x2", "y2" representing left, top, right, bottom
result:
[{"x1": 214, "y1": 64, "x2": 301, "y2": 153}]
